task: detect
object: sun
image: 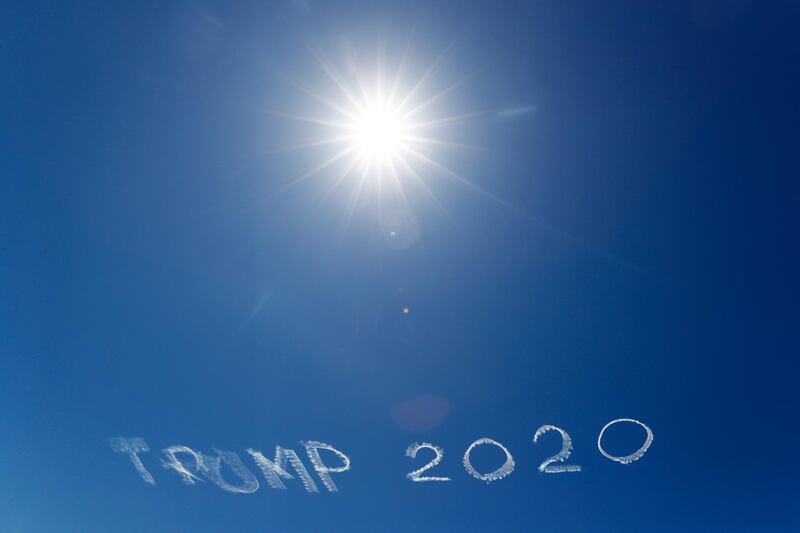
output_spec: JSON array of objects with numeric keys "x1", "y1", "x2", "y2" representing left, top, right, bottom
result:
[
  {"x1": 271, "y1": 44, "x2": 487, "y2": 215},
  {"x1": 352, "y1": 103, "x2": 409, "y2": 168}
]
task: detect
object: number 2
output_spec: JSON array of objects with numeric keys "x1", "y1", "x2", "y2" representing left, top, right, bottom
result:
[
  {"x1": 405, "y1": 442, "x2": 451, "y2": 482},
  {"x1": 533, "y1": 425, "x2": 582, "y2": 473}
]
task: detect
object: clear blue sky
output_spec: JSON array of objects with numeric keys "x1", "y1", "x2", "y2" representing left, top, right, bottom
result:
[{"x1": 2, "y1": 1, "x2": 799, "y2": 531}]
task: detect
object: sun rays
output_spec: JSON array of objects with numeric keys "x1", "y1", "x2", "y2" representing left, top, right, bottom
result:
[{"x1": 269, "y1": 42, "x2": 485, "y2": 220}]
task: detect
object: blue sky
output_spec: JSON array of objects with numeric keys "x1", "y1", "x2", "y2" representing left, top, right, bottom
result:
[{"x1": 1, "y1": 1, "x2": 799, "y2": 531}]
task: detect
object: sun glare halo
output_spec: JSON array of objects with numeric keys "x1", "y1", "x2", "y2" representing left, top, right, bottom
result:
[
  {"x1": 273, "y1": 46, "x2": 482, "y2": 212},
  {"x1": 352, "y1": 103, "x2": 409, "y2": 168}
]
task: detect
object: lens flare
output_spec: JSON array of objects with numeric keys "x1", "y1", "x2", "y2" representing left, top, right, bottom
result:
[
  {"x1": 353, "y1": 104, "x2": 408, "y2": 167},
  {"x1": 270, "y1": 42, "x2": 489, "y2": 221}
]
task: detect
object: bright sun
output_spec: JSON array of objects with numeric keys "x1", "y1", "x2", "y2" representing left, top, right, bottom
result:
[
  {"x1": 273, "y1": 45, "x2": 482, "y2": 211},
  {"x1": 353, "y1": 105, "x2": 409, "y2": 167}
]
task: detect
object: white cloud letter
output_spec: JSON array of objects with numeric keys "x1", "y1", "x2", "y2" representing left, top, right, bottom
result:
[
  {"x1": 246, "y1": 446, "x2": 319, "y2": 492},
  {"x1": 201, "y1": 449, "x2": 259, "y2": 493},
  {"x1": 303, "y1": 440, "x2": 351, "y2": 492},
  {"x1": 161, "y1": 445, "x2": 205, "y2": 485},
  {"x1": 109, "y1": 437, "x2": 155, "y2": 485}
]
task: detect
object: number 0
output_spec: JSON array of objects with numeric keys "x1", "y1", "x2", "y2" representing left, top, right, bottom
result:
[{"x1": 597, "y1": 418, "x2": 653, "y2": 464}]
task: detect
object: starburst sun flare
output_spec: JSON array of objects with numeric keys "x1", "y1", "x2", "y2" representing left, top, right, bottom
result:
[
  {"x1": 272, "y1": 46, "x2": 484, "y2": 209},
  {"x1": 352, "y1": 102, "x2": 409, "y2": 168}
]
